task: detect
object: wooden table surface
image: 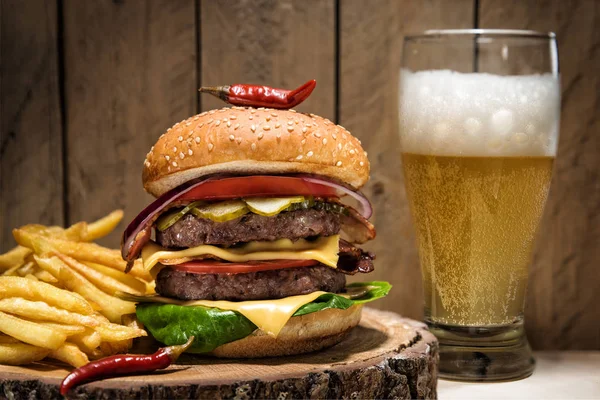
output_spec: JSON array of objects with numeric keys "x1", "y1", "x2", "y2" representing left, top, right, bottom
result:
[{"x1": 439, "y1": 351, "x2": 600, "y2": 399}]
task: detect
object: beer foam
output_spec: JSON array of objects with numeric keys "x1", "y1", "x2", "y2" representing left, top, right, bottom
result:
[{"x1": 399, "y1": 69, "x2": 560, "y2": 156}]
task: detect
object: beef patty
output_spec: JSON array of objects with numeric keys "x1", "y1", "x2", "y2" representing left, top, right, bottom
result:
[
  {"x1": 156, "y1": 209, "x2": 341, "y2": 248},
  {"x1": 155, "y1": 264, "x2": 346, "y2": 301}
]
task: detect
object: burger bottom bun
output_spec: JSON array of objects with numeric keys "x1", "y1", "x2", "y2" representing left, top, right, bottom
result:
[{"x1": 210, "y1": 305, "x2": 363, "y2": 358}]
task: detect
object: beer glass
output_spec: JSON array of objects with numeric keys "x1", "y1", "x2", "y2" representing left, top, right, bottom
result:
[{"x1": 399, "y1": 30, "x2": 559, "y2": 381}]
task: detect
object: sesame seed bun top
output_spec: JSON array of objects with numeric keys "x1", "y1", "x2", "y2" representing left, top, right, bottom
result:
[{"x1": 142, "y1": 107, "x2": 370, "y2": 197}]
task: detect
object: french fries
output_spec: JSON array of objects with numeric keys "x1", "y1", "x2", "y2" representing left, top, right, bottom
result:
[
  {"x1": 0, "y1": 210, "x2": 151, "y2": 367},
  {"x1": 0, "y1": 312, "x2": 66, "y2": 350},
  {"x1": 0, "y1": 343, "x2": 50, "y2": 365}
]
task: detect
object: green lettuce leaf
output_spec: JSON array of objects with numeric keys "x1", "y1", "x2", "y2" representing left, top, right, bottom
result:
[{"x1": 136, "y1": 281, "x2": 391, "y2": 353}]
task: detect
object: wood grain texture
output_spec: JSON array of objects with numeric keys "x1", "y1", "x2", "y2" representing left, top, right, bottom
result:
[
  {"x1": 339, "y1": 0, "x2": 474, "y2": 320},
  {"x1": 480, "y1": 0, "x2": 600, "y2": 350},
  {"x1": 62, "y1": 0, "x2": 197, "y2": 248},
  {"x1": 0, "y1": 0, "x2": 63, "y2": 252},
  {"x1": 0, "y1": 310, "x2": 438, "y2": 399},
  {"x1": 200, "y1": 0, "x2": 335, "y2": 120}
]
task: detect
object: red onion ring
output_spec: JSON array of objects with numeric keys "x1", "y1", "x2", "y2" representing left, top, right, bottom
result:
[{"x1": 121, "y1": 175, "x2": 372, "y2": 262}]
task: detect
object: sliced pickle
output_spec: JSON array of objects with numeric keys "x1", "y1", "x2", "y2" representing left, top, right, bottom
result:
[
  {"x1": 244, "y1": 196, "x2": 306, "y2": 217},
  {"x1": 156, "y1": 201, "x2": 204, "y2": 231},
  {"x1": 191, "y1": 200, "x2": 249, "y2": 222}
]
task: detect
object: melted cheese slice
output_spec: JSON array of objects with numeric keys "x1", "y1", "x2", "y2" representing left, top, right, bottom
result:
[
  {"x1": 187, "y1": 291, "x2": 325, "y2": 337},
  {"x1": 141, "y1": 235, "x2": 340, "y2": 271}
]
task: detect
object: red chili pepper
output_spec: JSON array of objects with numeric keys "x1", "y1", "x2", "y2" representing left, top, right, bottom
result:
[
  {"x1": 199, "y1": 79, "x2": 316, "y2": 109},
  {"x1": 60, "y1": 336, "x2": 194, "y2": 396}
]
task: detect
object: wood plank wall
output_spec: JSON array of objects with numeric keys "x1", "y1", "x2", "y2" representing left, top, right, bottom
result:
[{"x1": 1, "y1": 0, "x2": 598, "y2": 350}]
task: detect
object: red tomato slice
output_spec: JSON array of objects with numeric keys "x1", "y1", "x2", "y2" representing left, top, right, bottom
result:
[
  {"x1": 173, "y1": 259, "x2": 318, "y2": 274},
  {"x1": 177, "y1": 176, "x2": 338, "y2": 201}
]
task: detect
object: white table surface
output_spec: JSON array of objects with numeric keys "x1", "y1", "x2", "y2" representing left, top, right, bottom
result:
[{"x1": 438, "y1": 351, "x2": 600, "y2": 399}]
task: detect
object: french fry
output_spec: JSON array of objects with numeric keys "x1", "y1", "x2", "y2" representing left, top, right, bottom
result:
[
  {"x1": 35, "y1": 322, "x2": 86, "y2": 336},
  {"x1": 95, "y1": 323, "x2": 147, "y2": 342},
  {"x1": 33, "y1": 268, "x2": 59, "y2": 283},
  {"x1": 85, "y1": 210, "x2": 124, "y2": 241},
  {"x1": 0, "y1": 298, "x2": 101, "y2": 328},
  {"x1": 0, "y1": 343, "x2": 50, "y2": 365},
  {"x1": 0, "y1": 312, "x2": 66, "y2": 350},
  {"x1": 1, "y1": 264, "x2": 21, "y2": 276},
  {"x1": 35, "y1": 256, "x2": 136, "y2": 323},
  {"x1": 16, "y1": 261, "x2": 35, "y2": 277},
  {"x1": 0, "y1": 276, "x2": 94, "y2": 315},
  {"x1": 0, "y1": 246, "x2": 31, "y2": 270},
  {"x1": 24, "y1": 273, "x2": 38, "y2": 281},
  {"x1": 60, "y1": 255, "x2": 144, "y2": 296},
  {"x1": 83, "y1": 261, "x2": 147, "y2": 294},
  {"x1": 70, "y1": 329, "x2": 102, "y2": 354},
  {"x1": 49, "y1": 342, "x2": 89, "y2": 368}
]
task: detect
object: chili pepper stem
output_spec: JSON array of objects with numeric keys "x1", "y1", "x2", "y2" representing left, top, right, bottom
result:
[
  {"x1": 166, "y1": 335, "x2": 195, "y2": 361},
  {"x1": 198, "y1": 86, "x2": 230, "y2": 102}
]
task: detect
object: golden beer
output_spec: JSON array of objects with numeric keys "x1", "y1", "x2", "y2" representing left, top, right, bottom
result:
[{"x1": 402, "y1": 153, "x2": 554, "y2": 326}]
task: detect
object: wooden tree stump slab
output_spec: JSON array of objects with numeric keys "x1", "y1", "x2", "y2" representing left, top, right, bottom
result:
[{"x1": 0, "y1": 308, "x2": 438, "y2": 399}]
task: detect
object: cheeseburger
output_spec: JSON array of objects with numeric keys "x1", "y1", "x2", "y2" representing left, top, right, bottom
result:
[{"x1": 121, "y1": 106, "x2": 390, "y2": 357}]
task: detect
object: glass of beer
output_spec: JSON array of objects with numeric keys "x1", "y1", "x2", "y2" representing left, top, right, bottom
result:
[{"x1": 399, "y1": 30, "x2": 559, "y2": 381}]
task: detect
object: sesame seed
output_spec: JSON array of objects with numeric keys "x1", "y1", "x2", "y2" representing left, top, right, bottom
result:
[
  {"x1": 188, "y1": 149, "x2": 193, "y2": 155},
  {"x1": 338, "y1": 143, "x2": 342, "y2": 150},
  {"x1": 290, "y1": 109, "x2": 297, "y2": 113},
  {"x1": 288, "y1": 120, "x2": 294, "y2": 126},
  {"x1": 314, "y1": 132, "x2": 321, "y2": 138},
  {"x1": 208, "y1": 143, "x2": 214, "y2": 151},
  {"x1": 219, "y1": 108, "x2": 226, "y2": 112},
  {"x1": 263, "y1": 125, "x2": 270, "y2": 131},
  {"x1": 350, "y1": 149, "x2": 356, "y2": 154},
  {"x1": 165, "y1": 155, "x2": 170, "y2": 161},
  {"x1": 190, "y1": 130, "x2": 194, "y2": 135},
  {"x1": 332, "y1": 133, "x2": 337, "y2": 139},
  {"x1": 296, "y1": 155, "x2": 303, "y2": 160},
  {"x1": 249, "y1": 115, "x2": 254, "y2": 120},
  {"x1": 276, "y1": 133, "x2": 282, "y2": 139},
  {"x1": 258, "y1": 132, "x2": 264, "y2": 140},
  {"x1": 234, "y1": 124, "x2": 240, "y2": 130},
  {"x1": 271, "y1": 112, "x2": 278, "y2": 117},
  {"x1": 209, "y1": 110, "x2": 215, "y2": 115},
  {"x1": 144, "y1": 160, "x2": 150, "y2": 167},
  {"x1": 167, "y1": 128, "x2": 171, "y2": 132},
  {"x1": 229, "y1": 135, "x2": 235, "y2": 141},
  {"x1": 199, "y1": 123, "x2": 204, "y2": 128},
  {"x1": 266, "y1": 116, "x2": 271, "y2": 122},
  {"x1": 172, "y1": 161, "x2": 178, "y2": 167},
  {"x1": 195, "y1": 137, "x2": 201, "y2": 143},
  {"x1": 359, "y1": 161, "x2": 364, "y2": 166},
  {"x1": 287, "y1": 126, "x2": 294, "y2": 132},
  {"x1": 227, "y1": 121, "x2": 231, "y2": 127},
  {"x1": 301, "y1": 139, "x2": 306, "y2": 145},
  {"x1": 193, "y1": 116, "x2": 199, "y2": 120},
  {"x1": 251, "y1": 143, "x2": 257, "y2": 151},
  {"x1": 150, "y1": 146, "x2": 154, "y2": 151},
  {"x1": 223, "y1": 118, "x2": 228, "y2": 122},
  {"x1": 364, "y1": 151, "x2": 367, "y2": 156},
  {"x1": 336, "y1": 161, "x2": 342, "y2": 167},
  {"x1": 275, "y1": 123, "x2": 281, "y2": 128},
  {"x1": 257, "y1": 107, "x2": 265, "y2": 111},
  {"x1": 173, "y1": 147, "x2": 177, "y2": 153},
  {"x1": 178, "y1": 136, "x2": 183, "y2": 142},
  {"x1": 215, "y1": 120, "x2": 221, "y2": 126},
  {"x1": 208, "y1": 119, "x2": 214, "y2": 124},
  {"x1": 294, "y1": 120, "x2": 299, "y2": 124},
  {"x1": 200, "y1": 112, "x2": 207, "y2": 116},
  {"x1": 251, "y1": 125, "x2": 256, "y2": 132},
  {"x1": 186, "y1": 121, "x2": 192, "y2": 126},
  {"x1": 323, "y1": 138, "x2": 327, "y2": 145},
  {"x1": 250, "y1": 109, "x2": 256, "y2": 114},
  {"x1": 179, "y1": 152, "x2": 184, "y2": 159},
  {"x1": 230, "y1": 115, "x2": 237, "y2": 120},
  {"x1": 236, "y1": 137, "x2": 242, "y2": 144},
  {"x1": 307, "y1": 151, "x2": 314, "y2": 157}
]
